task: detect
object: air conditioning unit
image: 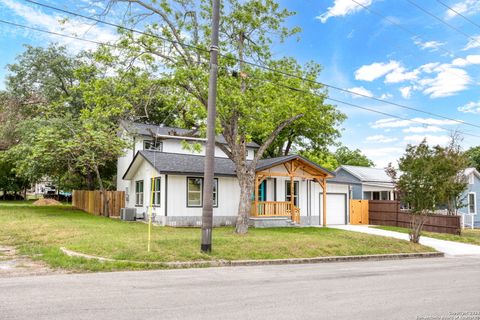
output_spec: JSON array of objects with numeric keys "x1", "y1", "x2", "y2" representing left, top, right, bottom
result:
[{"x1": 120, "y1": 208, "x2": 137, "y2": 221}]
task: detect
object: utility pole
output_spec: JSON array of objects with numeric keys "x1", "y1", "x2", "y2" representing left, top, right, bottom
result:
[{"x1": 201, "y1": 0, "x2": 220, "y2": 253}]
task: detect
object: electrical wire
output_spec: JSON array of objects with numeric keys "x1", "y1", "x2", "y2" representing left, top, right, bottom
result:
[{"x1": 19, "y1": 0, "x2": 480, "y2": 130}]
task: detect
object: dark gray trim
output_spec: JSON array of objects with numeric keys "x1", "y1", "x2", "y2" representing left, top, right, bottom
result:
[
  {"x1": 186, "y1": 176, "x2": 219, "y2": 208},
  {"x1": 307, "y1": 180, "x2": 311, "y2": 217},
  {"x1": 164, "y1": 174, "x2": 168, "y2": 216},
  {"x1": 273, "y1": 178, "x2": 277, "y2": 201},
  {"x1": 151, "y1": 176, "x2": 161, "y2": 207},
  {"x1": 285, "y1": 180, "x2": 300, "y2": 207}
]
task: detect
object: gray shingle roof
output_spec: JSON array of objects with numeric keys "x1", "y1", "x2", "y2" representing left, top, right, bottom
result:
[
  {"x1": 124, "y1": 151, "x2": 335, "y2": 179},
  {"x1": 137, "y1": 150, "x2": 238, "y2": 176},
  {"x1": 337, "y1": 165, "x2": 392, "y2": 183},
  {"x1": 121, "y1": 120, "x2": 259, "y2": 148}
]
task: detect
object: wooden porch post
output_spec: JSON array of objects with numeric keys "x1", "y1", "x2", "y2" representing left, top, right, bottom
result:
[
  {"x1": 322, "y1": 178, "x2": 327, "y2": 227},
  {"x1": 254, "y1": 174, "x2": 259, "y2": 217},
  {"x1": 290, "y1": 161, "x2": 295, "y2": 222}
]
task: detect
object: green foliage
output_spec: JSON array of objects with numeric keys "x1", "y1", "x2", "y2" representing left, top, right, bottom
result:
[
  {"x1": 387, "y1": 138, "x2": 469, "y2": 242},
  {"x1": 302, "y1": 146, "x2": 374, "y2": 171},
  {"x1": 0, "y1": 155, "x2": 31, "y2": 195},
  {"x1": 465, "y1": 146, "x2": 480, "y2": 171}
]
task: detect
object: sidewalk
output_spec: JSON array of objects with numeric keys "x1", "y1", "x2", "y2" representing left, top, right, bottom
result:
[{"x1": 330, "y1": 225, "x2": 480, "y2": 256}]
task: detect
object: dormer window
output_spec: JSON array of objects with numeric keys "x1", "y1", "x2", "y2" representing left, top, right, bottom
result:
[{"x1": 144, "y1": 140, "x2": 163, "y2": 151}]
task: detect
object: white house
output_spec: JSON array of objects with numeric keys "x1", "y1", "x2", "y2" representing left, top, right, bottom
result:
[{"x1": 116, "y1": 121, "x2": 352, "y2": 227}]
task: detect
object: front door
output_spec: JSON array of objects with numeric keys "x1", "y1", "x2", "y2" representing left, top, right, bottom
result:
[{"x1": 258, "y1": 180, "x2": 267, "y2": 201}]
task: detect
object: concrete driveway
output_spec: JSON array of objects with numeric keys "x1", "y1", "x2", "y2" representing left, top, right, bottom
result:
[{"x1": 331, "y1": 225, "x2": 480, "y2": 256}]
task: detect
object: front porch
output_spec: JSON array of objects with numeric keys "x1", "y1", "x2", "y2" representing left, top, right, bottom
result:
[{"x1": 250, "y1": 155, "x2": 333, "y2": 226}]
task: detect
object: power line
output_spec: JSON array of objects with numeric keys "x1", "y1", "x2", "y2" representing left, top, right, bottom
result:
[
  {"x1": 18, "y1": 0, "x2": 480, "y2": 130},
  {"x1": 436, "y1": 0, "x2": 480, "y2": 31},
  {"x1": 405, "y1": 0, "x2": 480, "y2": 48},
  {"x1": 1, "y1": 17, "x2": 479, "y2": 140},
  {"x1": 349, "y1": 0, "x2": 477, "y2": 81},
  {"x1": 2, "y1": 14, "x2": 480, "y2": 135},
  {"x1": 252, "y1": 77, "x2": 480, "y2": 139}
]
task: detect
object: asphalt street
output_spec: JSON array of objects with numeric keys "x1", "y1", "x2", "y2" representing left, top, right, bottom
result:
[{"x1": 1, "y1": 256, "x2": 480, "y2": 320}]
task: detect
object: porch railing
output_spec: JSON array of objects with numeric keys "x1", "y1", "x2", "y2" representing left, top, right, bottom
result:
[{"x1": 251, "y1": 201, "x2": 300, "y2": 223}]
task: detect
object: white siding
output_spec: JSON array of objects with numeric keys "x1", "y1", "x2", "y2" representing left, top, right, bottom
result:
[{"x1": 166, "y1": 175, "x2": 239, "y2": 217}]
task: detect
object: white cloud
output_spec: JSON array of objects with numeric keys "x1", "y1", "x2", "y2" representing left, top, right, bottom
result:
[
  {"x1": 404, "y1": 135, "x2": 451, "y2": 146},
  {"x1": 348, "y1": 86, "x2": 374, "y2": 98},
  {"x1": 365, "y1": 135, "x2": 398, "y2": 143},
  {"x1": 458, "y1": 101, "x2": 480, "y2": 114},
  {"x1": 372, "y1": 117, "x2": 459, "y2": 129},
  {"x1": 362, "y1": 147, "x2": 404, "y2": 167},
  {"x1": 317, "y1": 0, "x2": 373, "y2": 23},
  {"x1": 418, "y1": 66, "x2": 470, "y2": 98},
  {"x1": 399, "y1": 86, "x2": 412, "y2": 99},
  {"x1": 0, "y1": 0, "x2": 118, "y2": 52},
  {"x1": 379, "y1": 93, "x2": 393, "y2": 100},
  {"x1": 385, "y1": 67, "x2": 418, "y2": 83},
  {"x1": 451, "y1": 55, "x2": 480, "y2": 67},
  {"x1": 445, "y1": 0, "x2": 480, "y2": 19},
  {"x1": 403, "y1": 126, "x2": 445, "y2": 133},
  {"x1": 414, "y1": 39, "x2": 445, "y2": 51},
  {"x1": 463, "y1": 35, "x2": 480, "y2": 51},
  {"x1": 355, "y1": 60, "x2": 400, "y2": 81}
]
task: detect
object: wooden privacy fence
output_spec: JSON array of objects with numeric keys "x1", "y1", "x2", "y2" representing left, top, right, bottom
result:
[
  {"x1": 369, "y1": 200, "x2": 461, "y2": 235},
  {"x1": 72, "y1": 190, "x2": 125, "y2": 217}
]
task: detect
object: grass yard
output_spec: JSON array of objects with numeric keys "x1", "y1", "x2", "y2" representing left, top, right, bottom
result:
[
  {"x1": 373, "y1": 225, "x2": 480, "y2": 246},
  {"x1": 0, "y1": 201, "x2": 434, "y2": 272}
]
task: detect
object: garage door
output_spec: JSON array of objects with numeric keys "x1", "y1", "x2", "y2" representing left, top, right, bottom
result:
[{"x1": 320, "y1": 193, "x2": 347, "y2": 225}]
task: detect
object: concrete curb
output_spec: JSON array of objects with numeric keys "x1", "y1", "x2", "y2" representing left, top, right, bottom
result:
[{"x1": 60, "y1": 247, "x2": 444, "y2": 269}]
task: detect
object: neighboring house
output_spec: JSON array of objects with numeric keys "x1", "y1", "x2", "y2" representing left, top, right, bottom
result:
[
  {"x1": 458, "y1": 167, "x2": 480, "y2": 227},
  {"x1": 333, "y1": 165, "x2": 396, "y2": 200},
  {"x1": 117, "y1": 121, "x2": 352, "y2": 227}
]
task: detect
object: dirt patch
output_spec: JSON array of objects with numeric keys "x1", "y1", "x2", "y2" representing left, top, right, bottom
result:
[
  {"x1": 0, "y1": 246, "x2": 58, "y2": 278},
  {"x1": 32, "y1": 198, "x2": 62, "y2": 206}
]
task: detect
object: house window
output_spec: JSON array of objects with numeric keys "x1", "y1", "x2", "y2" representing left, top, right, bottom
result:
[
  {"x1": 469, "y1": 193, "x2": 476, "y2": 214},
  {"x1": 187, "y1": 178, "x2": 218, "y2": 207},
  {"x1": 381, "y1": 191, "x2": 389, "y2": 200},
  {"x1": 151, "y1": 177, "x2": 161, "y2": 206},
  {"x1": 363, "y1": 191, "x2": 372, "y2": 200},
  {"x1": 143, "y1": 140, "x2": 163, "y2": 151},
  {"x1": 135, "y1": 180, "x2": 144, "y2": 206},
  {"x1": 285, "y1": 181, "x2": 299, "y2": 206}
]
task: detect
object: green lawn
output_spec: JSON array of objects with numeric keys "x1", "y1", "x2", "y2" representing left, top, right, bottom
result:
[
  {"x1": 372, "y1": 225, "x2": 480, "y2": 246},
  {"x1": 0, "y1": 201, "x2": 434, "y2": 272}
]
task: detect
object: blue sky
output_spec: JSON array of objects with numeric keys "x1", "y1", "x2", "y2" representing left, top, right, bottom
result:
[{"x1": 1, "y1": 0, "x2": 480, "y2": 166}]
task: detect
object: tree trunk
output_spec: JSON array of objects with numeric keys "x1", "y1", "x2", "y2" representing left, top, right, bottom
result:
[
  {"x1": 235, "y1": 170, "x2": 255, "y2": 234},
  {"x1": 284, "y1": 139, "x2": 293, "y2": 156},
  {"x1": 86, "y1": 171, "x2": 95, "y2": 190},
  {"x1": 93, "y1": 164, "x2": 109, "y2": 217},
  {"x1": 409, "y1": 214, "x2": 426, "y2": 243}
]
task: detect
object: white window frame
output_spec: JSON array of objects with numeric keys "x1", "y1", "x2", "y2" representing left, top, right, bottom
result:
[
  {"x1": 143, "y1": 140, "x2": 163, "y2": 151},
  {"x1": 135, "y1": 180, "x2": 144, "y2": 207},
  {"x1": 151, "y1": 177, "x2": 161, "y2": 207},
  {"x1": 468, "y1": 192, "x2": 476, "y2": 215}
]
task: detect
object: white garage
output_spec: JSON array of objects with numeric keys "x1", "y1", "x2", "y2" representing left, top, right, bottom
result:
[{"x1": 320, "y1": 192, "x2": 348, "y2": 225}]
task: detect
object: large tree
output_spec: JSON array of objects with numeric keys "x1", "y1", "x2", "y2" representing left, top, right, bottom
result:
[
  {"x1": 302, "y1": 146, "x2": 374, "y2": 171},
  {"x1": 104, "y1": 0, "x2": 345, "y2": 233},
  {"x1": 1, "y1": 44, "x2": 171, "y2": 198}
]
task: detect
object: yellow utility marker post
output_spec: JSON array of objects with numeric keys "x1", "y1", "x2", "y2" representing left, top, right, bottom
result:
[{"x1": 147, "y1": 177, "x2": 155, "y2": 252}]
